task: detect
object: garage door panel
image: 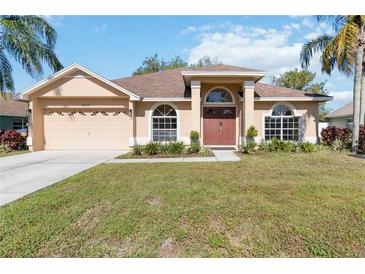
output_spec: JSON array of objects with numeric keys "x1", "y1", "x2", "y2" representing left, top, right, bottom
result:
[{"x1": 43, "y1": 111, "x2": 129, "y2": 150}]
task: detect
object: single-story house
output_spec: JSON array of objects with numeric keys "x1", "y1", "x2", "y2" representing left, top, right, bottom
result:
[
  {"x1": 325, "y1": 102, "x2": 353, "y2": 129},
  {"x1": 18, "y1": 63, "x2": 332, "y2": 151},
  {"x1": 0, "y1": 93, "x2": 28, "y2": 134}
]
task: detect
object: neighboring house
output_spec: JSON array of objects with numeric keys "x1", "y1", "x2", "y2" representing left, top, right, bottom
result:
[
  {"x1": 0, "y1": 94, "x2": 28, "y2": 134},
  {"x1": 19, "y1": 64, "x2": 332, "y2": 151},
  {"x1": 325, "y1": 102, "x2": 353, "y2": 129}
]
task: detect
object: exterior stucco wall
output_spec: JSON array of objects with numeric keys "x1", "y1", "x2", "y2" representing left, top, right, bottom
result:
[
  {"x1": 36, "y1": 73, "x2": 129, "y2": 98},
  {"x1": 253, "y1": 101, "x2": 319, "y2": 142},
  {"x1": 26, "y1": 68, "x2": 323, "y2": 150},
  {"x1": 329, "y1": 117, "x2": 348, "y2": 128},
  {"x1": 327, "y1": 117, "x2": 351, "y2": 128},
  {"x1": 134, "y1": 101, "x2": 192, "y2": 144},
  {"x1": 27, "y1": 71, "x2": 131, "y2": 151}
]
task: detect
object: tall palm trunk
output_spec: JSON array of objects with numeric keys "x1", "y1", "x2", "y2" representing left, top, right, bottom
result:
[
  {"x1": 352, "y1": 41, "x2": 364, "y2": 152},
  {"x1": 361, "y1": 63, "x2": 365, "y2": 125}
]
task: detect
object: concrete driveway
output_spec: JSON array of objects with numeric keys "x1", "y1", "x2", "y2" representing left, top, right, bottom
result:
[{"x1": 0, "y1": 150, "x2": 124, "y2": 206}]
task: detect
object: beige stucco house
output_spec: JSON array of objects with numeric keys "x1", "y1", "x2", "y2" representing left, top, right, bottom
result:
[
  {"x1": 19, "y1": 64, "x2": 332, "y2": 151},
  {"x1": 325, "y1": 102, "x2": 353, "y2": 129}
]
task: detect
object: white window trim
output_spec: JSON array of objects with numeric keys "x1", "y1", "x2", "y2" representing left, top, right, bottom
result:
[
  {"x1": 148, "y1": 102, "x2": 180, "y2": 142},
  {"x1": 13, "y1": 118, "x2": 27, "y2": 131},
  {"x1": 261, "y1": 102, "x2": 303, "y2": 142},
  {"x1": 269, "y1": 102, "x2": 299, "y2": 116},
  {"x1": 203, "y1": 86, "x2": 236, "y2": 105}
]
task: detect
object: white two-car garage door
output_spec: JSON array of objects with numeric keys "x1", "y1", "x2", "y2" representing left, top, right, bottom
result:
[{"x1": 43, "y1": 110, "x2": 129, "y2": 150}]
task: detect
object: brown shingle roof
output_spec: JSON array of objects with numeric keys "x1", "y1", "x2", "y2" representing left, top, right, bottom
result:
[
  {"x1": 0, "y1": 94, "x2": 28, "y2": 117},
  {"x1": 325, "y1": 102, "x2": 353, "y2": 118},
  {"x1": 112, "y1": 68, "x2": 188, "y2": 98},
  {"x1": 111, "y1": 65, "x2": 331, "y2": 99},
  {"x1": 254, "y1": 83, "x2": 332, "y2": 98},
  {"x1": 184, "y1": 64, "x2": 264, "y2": 72}
]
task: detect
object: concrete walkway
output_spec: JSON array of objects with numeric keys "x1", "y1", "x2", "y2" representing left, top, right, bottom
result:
[
  {"x1": 106, "y1": 148, "x2": 240, "y2": 164},
  {"x1": 212, "y1": 148, "x2": 241, "y2": 161},
  {"x1": 0, "y1": 150, "x2": 123, "y2": 206}
]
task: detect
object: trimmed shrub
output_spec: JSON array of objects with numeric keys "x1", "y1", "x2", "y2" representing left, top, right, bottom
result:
[
  {"x1": 246, "y1": 126, "x2": 258, "y2": 140},
  {"x1": 239, "y1": 141, "x2": 257, "y2": 154},
  {"x1": 330, "y1": 139, "x2": 345, "y2": 151},
  {"x1": 258, "y1": 140, "x2": 271, "y2": 152},
  {"x1": 158, "y1": 142, "x2": 169, "y2": 153},
  {"x1": 0, "y1": 144, "x2": 12, "y2": 153},
  {"x1": 190, "y1": 130, "x2": 200, "y2": 144},
  {"x1": 189, "y1": 143, "x2": 201, "y2": 153},
  {"x1": 251, "y1": 139, "x2": 319, "y2": 153},
  {"x1": 321, "y1": 126, "x2": 352, "y2": 146},
  {"x1": 131, "y1": 144, "x2": 144, "y2": 155},
  {"x1": 166, "y1": 142, "x2": 185, "y2": 154},
  {"x1": 269, "y1": 137, "x2": 281, "y2": 152},
  {"x1": 144, "y1": 141, "x2": 160, "y2": 155},
  {"x1": 264, "y1": 138, "x2": 297, "y2": 152},
  {"x1": 279, "y1": 141, "x2": 296, "y2": 152},
  {"x1": 0, "y1": 130, "x2": 26, "y2": 150},
  {"x1": 199, "y1": 146, "x2": 213, "y2": 156},
  {"x1": 298, "y1": 141, "x2": 316, "y2": 153}
]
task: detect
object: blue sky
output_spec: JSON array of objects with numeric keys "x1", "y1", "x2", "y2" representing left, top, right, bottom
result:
[{"x1": 11, "y1": 16, "x2": 354, "y2": 109}]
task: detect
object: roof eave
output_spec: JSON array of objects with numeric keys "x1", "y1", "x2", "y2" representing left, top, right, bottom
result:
[
  {"x1": 325, "y1": 113, "x2": 353, "y2": 118},
  {"x1": 252, "y1": 96, "x2": 333, "y2": 102},
  {"x1": 181, "y1": 71, "x2": 266, "y2": 77}
]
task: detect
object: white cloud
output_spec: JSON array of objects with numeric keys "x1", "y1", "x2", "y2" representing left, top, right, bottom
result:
[
  {"x1": 301, "y1": 17, "x2": 315, "y2": 29},
  {"x1": 304, "y1": 22, "x2": 333, "y2": 40},
  {"x1": 186, "y1": 25, "x2": 302, "y2": 74},
  {"x1": 180, "y1": 22, "x2": 232, "y2": 36},
  {"x1": 183, "y1": 19, "x2": 352, "y2": 99},
  {"x1": 41, "y1": 15, "x2": 63, "y2": 26},
  {"x1": 328, "y1": 90, "x2": 353, "y2": 107},
  {"x1": 94, "y1": 24, "x2": 107, "y2": 33},
  {"x1": 180, "y1": 26, "x2": 197, "y2": 35},
  {"x1": 291, "y1": 23, "x2": 301, "y2": 30}
]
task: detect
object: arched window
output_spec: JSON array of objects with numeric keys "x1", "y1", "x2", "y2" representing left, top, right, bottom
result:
[
  {"x1": 264, "y1": 104, "x2": 300, "y2": 141},
  {"x1": 272, "y1": 105, "x2": 293, "y2": 116},
  {"x1": 206, "y1": 88, "x2": 233, "y2": 103},
  {"x1": 152, "y1": 104, "x2": 177, "y2": 141}
]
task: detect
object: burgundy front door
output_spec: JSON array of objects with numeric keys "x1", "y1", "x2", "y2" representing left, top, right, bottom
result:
[{"x1": 203, "y1": 107, "x2": 236, "y2": 145}]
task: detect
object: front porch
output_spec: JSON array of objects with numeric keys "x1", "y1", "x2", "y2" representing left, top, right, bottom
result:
[{"x1": 190, "y1": 79, "x2": 258, "y2": 147}]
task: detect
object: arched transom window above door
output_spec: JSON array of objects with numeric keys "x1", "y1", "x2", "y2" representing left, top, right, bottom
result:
[
  {"x1": 152, "y1": 104, "x2": 178, "y2": 142},
  {"x1": 205, "y1": 88, "x2": 234, "y2": 103}
]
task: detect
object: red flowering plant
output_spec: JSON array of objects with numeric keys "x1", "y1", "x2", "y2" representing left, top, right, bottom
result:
[
  {"x1": 0, "y1": 130, "x2": 26, "y2": 150},
  {"x1": 321, "y1": 126, "x2": 352, "y2": 146},
  {"x1": 358, "y1": 125, "x2": 365, "y2": 154}
]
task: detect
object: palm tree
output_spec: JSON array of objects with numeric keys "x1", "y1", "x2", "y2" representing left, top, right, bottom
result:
[
  {"x1": 300, "y1": 15, "x2": 365, "y2": 152},
  {"x1": 0, "y1": 15, "x2": 63, "y2": 97},
  {"x1": 360, "y1": 44, "x2": 365, "y2": 125}
]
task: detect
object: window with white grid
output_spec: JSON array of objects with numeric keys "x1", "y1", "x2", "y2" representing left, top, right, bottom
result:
[
  {"x1": 152, "y1": 104, "x2": 177, "y2": 142},
  {"x1": 264, "y1": 105, "x2": 300, "y2": 141}
]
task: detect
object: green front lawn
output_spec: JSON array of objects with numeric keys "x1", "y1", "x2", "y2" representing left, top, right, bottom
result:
[
  {"x1": 116, "y1": 152, "x2": 214, "y2": 159},
  {"x1": 1, "y1": 151, "x2": 364, "y2": 257},
  {"x1": 0, "y1": 150, "x2": 29, "y2": 158}
]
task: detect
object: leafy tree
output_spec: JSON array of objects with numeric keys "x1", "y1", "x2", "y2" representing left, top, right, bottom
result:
[
  {"x1": 271, "y1": 69, "x2": 330, "y2": 119},
  {"x1": 133, "y1": 54, "x2": 187, "y2": 75},
  {"x1": 0, "y1": 15, "x2": 63, "y2": 97},
  {"x1": 300, "y1": 15, "x2": 365, "y2": 152},
  {"x1": 190, "y1": 56, "x2": 222, "y2": 68}
]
